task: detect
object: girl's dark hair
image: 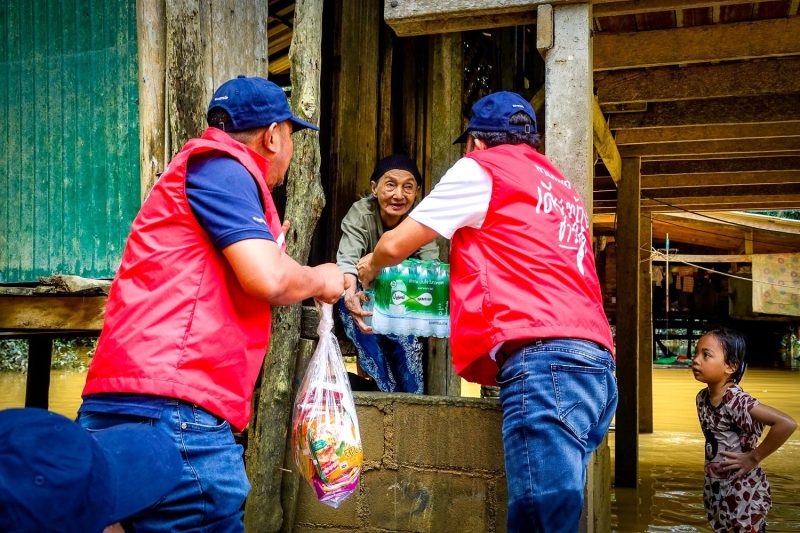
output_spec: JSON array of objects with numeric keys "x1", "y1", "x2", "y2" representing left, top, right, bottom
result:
[{"x1": 704, "y1": 327, "x2": 748, "y2": 383}]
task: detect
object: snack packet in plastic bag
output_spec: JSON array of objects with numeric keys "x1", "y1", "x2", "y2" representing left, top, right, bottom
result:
[{"x1": 292, "y1": 303, "x2": 362, "y2": 508}]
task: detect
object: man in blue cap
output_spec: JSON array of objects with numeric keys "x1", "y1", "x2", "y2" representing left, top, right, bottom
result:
[
  {"x1": 0, "y1": 408, "x2": 182, "y2": 533},
  {"x1": 76, "y1": 76, "x2": 345, "y2": 530},
  {"x1": 358, "y1": 91, "x2": 617, "y2": 532}
]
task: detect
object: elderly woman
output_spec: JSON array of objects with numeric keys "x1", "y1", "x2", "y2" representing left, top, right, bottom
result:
[{"x1": 337, "y1": 154, "x2": 439, "y2": 393}]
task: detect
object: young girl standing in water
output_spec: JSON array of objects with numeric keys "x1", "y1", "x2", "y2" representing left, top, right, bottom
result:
[{"x1": 692, "y1": 327, "x2": 797, "y2": 532}]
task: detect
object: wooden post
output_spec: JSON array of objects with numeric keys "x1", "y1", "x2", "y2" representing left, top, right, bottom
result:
[
  {"x1": 244, "y1": 0, "x2": 325, "y2": 530},
  {"x1": 150, "y1": 1, "x2": 271, "y2": 171},
  {"x1": 165, "y1": 0, "x2": 208, "y2": 156},
  {"x1": 25, "y1": 336, "x2": 52, "y2": 409},
  {"x1": 279, "y1": 338, "x2": 317, "y2": 533},
  {"x1": 639, "y1": 214, "x2": 653, "y2": 433},
  {"x1": 328, "y1": 0, "x2": 381, "y2": 260},
  {"x1": 378, "y1": 25, "x2": 395, "y2": 157},
  {"x1": 616, "y1": 156, "x2": 642, "y2": 487},
  {"x1": 426, "y1": 32, "x2": 462, "y2": 396},
  {"x1": 400, "y1": 38, "x2": 421, "y2": 161},
  {"x1": 136, "y1": 0, "x2": 166, "y2": 198},
  {"x1": 498, "y1": 26, "x2": 517, "y2": 90},
  {"x1": 201, "y1": 0, "x2": 269, "y2": 89},
  {"x1": 744, "y1": 230, "x2": 754, "y2": 254}
]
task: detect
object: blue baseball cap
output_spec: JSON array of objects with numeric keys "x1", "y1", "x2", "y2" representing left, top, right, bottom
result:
[
  {"x1": 453, "y1": 91, "x2": 537, "y2": 144},
  {"x1": 208, "y1": 75, "x2": 319, "y2": 132},
  {"x1": 0, "y1": 408, "x2": 182, "y2": 533}
]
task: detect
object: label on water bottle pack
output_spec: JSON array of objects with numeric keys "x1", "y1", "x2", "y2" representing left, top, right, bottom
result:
[
  {"x1": 371, "y1": 258, "x2": 450, "y2": 337},
  {"x1": 414, "y1": 293, "x2": 433, "y2": 306}
]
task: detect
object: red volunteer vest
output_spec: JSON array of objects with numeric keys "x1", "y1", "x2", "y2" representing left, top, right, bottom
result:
[
  {"x1": 450, "y1": 144, "x2": 613, "y2": 386},
  {"x1": 83, "y1": 128, "x2": 285, "y2": 430}
]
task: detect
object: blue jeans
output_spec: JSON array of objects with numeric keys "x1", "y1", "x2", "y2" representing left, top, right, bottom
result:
[
  {"x1": 77, "y1": 400, "x2": 249, "y2": 532},
  {"x1": 497, "y1": 339, "x2": 618, "y2": 533}
]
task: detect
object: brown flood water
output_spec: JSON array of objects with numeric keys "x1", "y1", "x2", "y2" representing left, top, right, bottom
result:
[{"x1": 1, "y1": 367, "x2": 798, "y2": 531}]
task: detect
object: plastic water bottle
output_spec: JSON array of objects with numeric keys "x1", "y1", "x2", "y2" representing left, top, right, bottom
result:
[
  {"x1": 431, "y1": 262, "x2": 450, "y2": 338},
  {"x1": 371, "y1": 266, "x2": 391, "y2": 334},
  {"x1": 388, "y1": 263, "x2": 406, "y2": 335},
  {"x1": 411, "y1": 260, "x2": 430, "y2": 336},
  {"x1": 362, "y1": 288, "x2": 374, "y2": 328}
]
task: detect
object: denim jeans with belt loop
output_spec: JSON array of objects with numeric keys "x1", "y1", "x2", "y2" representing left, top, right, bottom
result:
[
  {"x1": 77, "y1": 400, "x2": 250, "y2": 532},
  {"x1": 496, "y1": 338, "x2": 618, "y2": 533}
]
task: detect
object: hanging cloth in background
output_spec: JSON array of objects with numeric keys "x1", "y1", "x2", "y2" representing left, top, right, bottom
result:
[
  {"x1": 652, "y1": 266, "x2": 664, "y2": 287},
  {"x1": 752, "y1": 253, "x2": 800, "y2": 317}
]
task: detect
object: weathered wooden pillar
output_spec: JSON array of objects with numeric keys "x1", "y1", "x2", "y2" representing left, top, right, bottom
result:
[
  {"x1": 399, "y1": 37, "x2": 424, "y2": 164},
  {"x1": 639, "y1": 214, "x2": 654, "y2": 433},
  {"x1": 426, "y1": 32, "x2": 462, "y2": 396},
  {"x1": 244, "y1": 1, "x2": 325, "y2": 531},
  {"x1": 201, "y1": 0, "x2": 269, "y2": 88},
  {"x1": 279, "y1": 337, "x2": 316, "y2": 533},
  {"x1": 164, "y1": 0, "x2": 208, "y2": 154},
  {"x1": 328, "y1": 0, "x2": 381, "y2": 259},
  {"x1": 378, "y1": 24, "x2": 395, "y2": 157},
  {"x1": 616, "y1": 156, "x2": 642, "y2": 487},
  {"x1": 136, "y1": 0, "x2": 166, "y2": 198},
  {"x1": 25, "y1": 336, "x2": 52, "y2": 409},
  {"x1": 157, "y1": 0, "x2": 270, "y2": 163}
]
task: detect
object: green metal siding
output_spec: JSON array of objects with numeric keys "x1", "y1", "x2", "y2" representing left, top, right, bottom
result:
[{"x1": 0, "y1": 0, "x2": 139, "y2": 282}]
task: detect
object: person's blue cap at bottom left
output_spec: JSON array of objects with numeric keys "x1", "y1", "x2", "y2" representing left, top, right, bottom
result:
[{"x1": 0, "y1": 408, "x2": 182, "y2": 533}]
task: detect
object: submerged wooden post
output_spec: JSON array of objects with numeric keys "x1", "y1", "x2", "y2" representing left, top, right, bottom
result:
[
  {"x1": 639, "y1": 215, "x2": 654, "y2": 433},
  {"x1": 25, "y1": 336, "x2": 52, "y2": 409},
  {"x1": 244, "y1": 0, "x2": 325, "y2": 531},
  {"x1": 616, "y1": 156, "x2": 642, "y2": 487},
  {"x1": 426, "y1": 32, "x2": 463, "y2": 397}
]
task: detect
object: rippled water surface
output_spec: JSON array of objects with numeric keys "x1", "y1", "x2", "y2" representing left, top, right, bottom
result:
[{"x1": 2, "y1": 367, "x2": 798, "y2": 531}]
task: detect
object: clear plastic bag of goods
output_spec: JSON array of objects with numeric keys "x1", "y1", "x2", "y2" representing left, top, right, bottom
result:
[
  {"x1": 291, "y1": 303, "x2": 363, "y2": 508},
  {"x1": 371, "y1": 258, "x2": 450, "y2": 337}
]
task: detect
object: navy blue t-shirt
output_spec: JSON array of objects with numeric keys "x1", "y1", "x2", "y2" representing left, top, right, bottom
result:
[
  {"x1": 185, "y1": 155, "x2": 275, "y2": 249},
  {"x1": 80, "y1": 155, "x2": 275, "y2": 419}
]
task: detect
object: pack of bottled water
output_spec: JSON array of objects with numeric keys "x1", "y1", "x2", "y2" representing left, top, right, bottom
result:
[{"x1": 368, "y1": 258, "x2": 450, "y2": 338}]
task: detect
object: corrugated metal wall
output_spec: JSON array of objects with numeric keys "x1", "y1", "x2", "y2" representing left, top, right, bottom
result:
[{"x1": 0, "y1": 0, "x2": 139, "y2": 282}]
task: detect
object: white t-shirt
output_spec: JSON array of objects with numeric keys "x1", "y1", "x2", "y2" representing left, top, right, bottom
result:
[
  {"x1": 408, "y1": 157, "x2": 492, "y2": 239},
  {"x1": 409, "y1": 156, "x2": 508, "y2": 361}
]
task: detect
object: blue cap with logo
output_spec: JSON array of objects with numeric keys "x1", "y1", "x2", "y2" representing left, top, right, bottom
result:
[
  {"x1": 453, "y1": 91, "x2": 537, "y2": 144},
  {"x1": 208, "y1": 75, "x2": 320, "y2": 132},
  {"x1": 0, "y1": 408, "x2": 182, "y2": 533}
]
